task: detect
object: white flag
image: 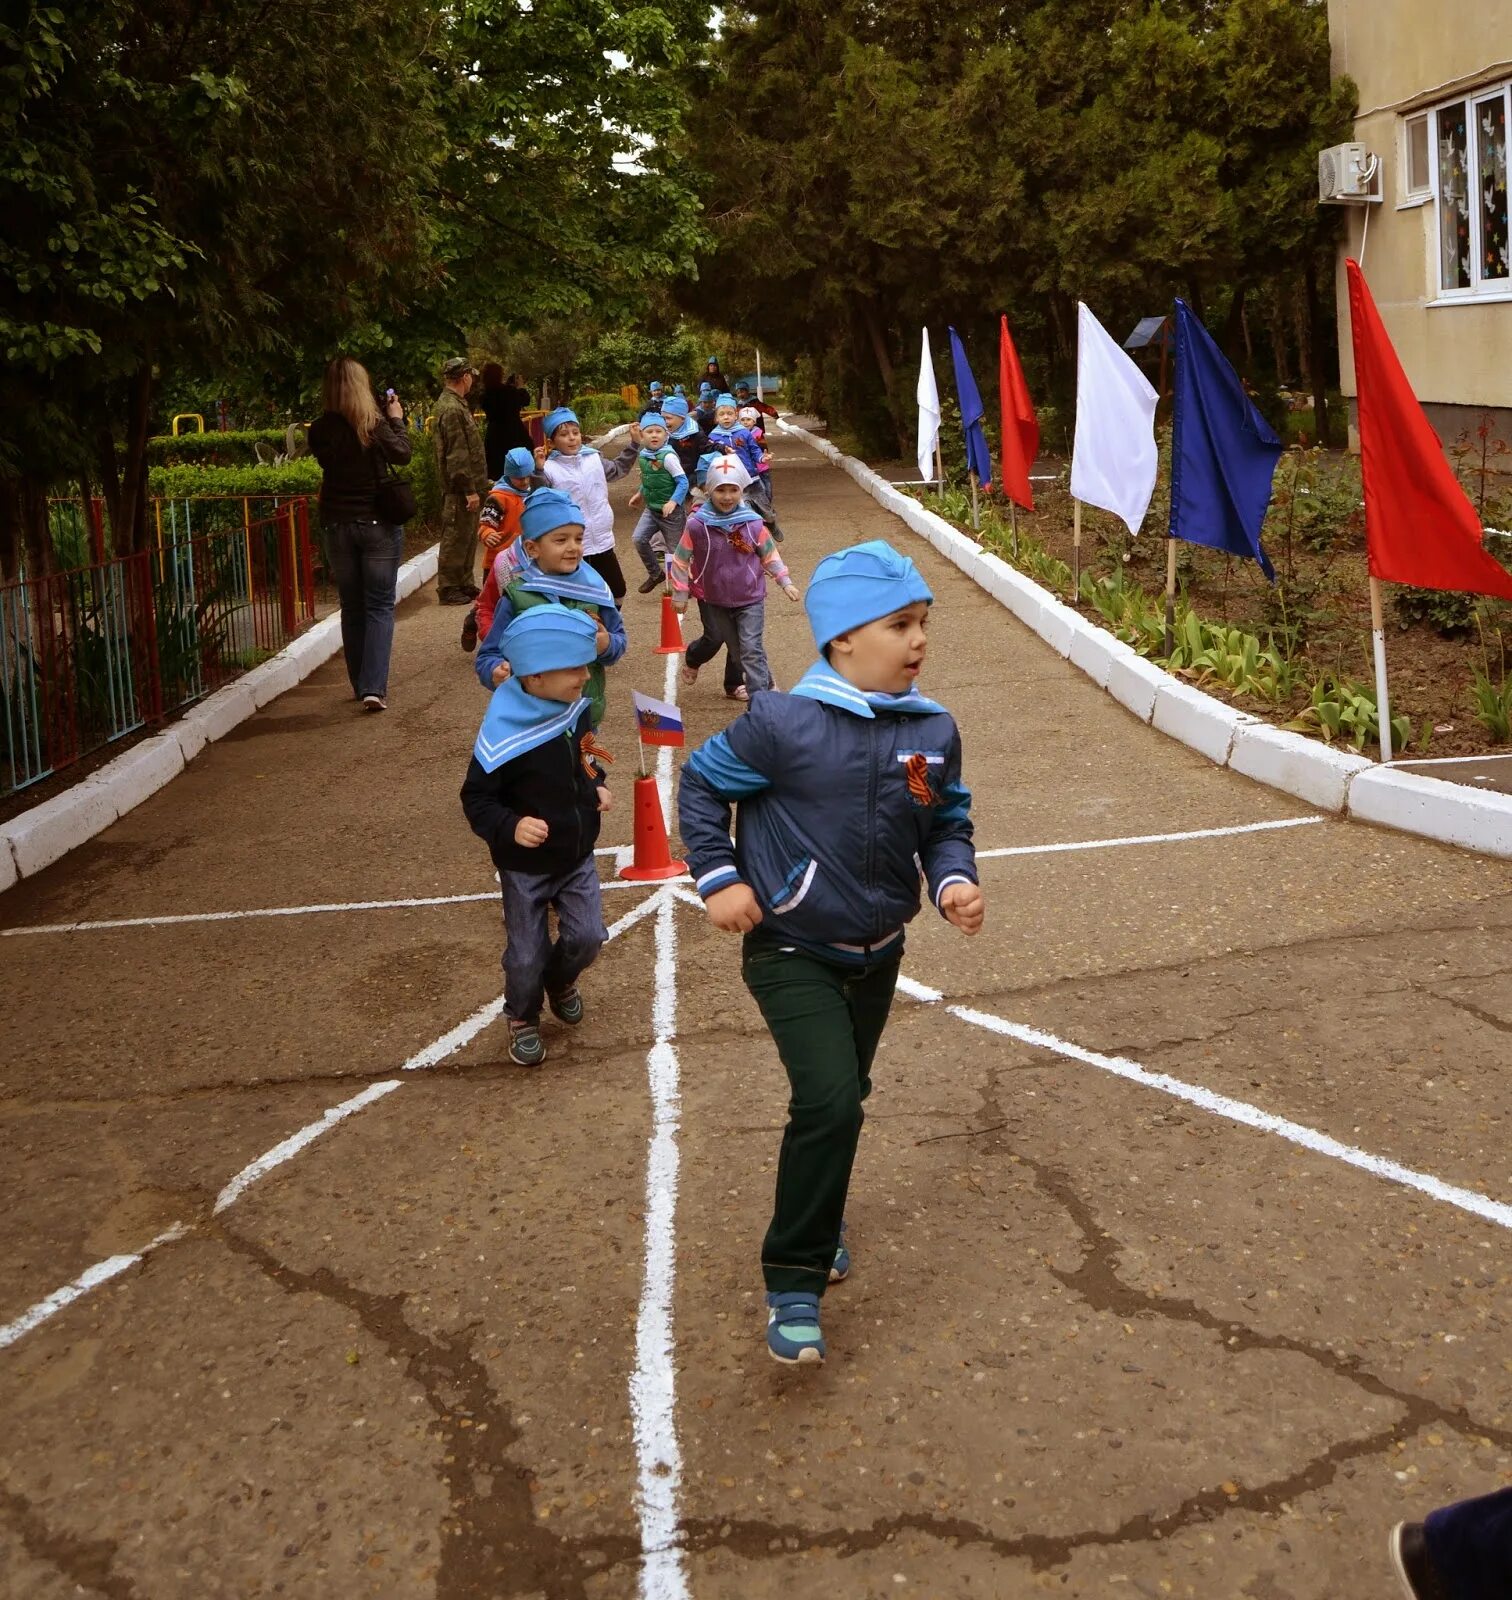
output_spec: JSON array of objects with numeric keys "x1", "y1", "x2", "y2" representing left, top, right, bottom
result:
[
  {"x1": 1070, "y1": 302, "x2": 1159, "y2": 535},
  {"x1": 916, "y1": 327, "x2": 941, "y2": 482}
]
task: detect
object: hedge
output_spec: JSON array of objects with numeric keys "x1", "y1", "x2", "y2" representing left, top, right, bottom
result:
[
  {"x1": 148, "y1": 460, "x2": 323, "y2": 498},
  {"x1": 145, "y1": 429, "x2": 297, "y2": 465}
]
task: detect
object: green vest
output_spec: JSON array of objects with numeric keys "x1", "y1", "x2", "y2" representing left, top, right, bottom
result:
[
  {"x1": 506, "y1": 583, "x2": 606, "y2": 728},
  {"x1": 638, "y1": 446, "x2": 681, "y2": 508}
]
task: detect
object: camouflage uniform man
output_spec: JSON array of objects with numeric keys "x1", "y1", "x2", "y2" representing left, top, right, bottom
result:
[{"x1": 434, "y1": 357, "x2": 489, "y2": 603}]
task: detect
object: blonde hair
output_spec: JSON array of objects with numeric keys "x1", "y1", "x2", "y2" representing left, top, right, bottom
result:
[{"x1": 322, "y1": 356, "x2": 380, "y2": 447}]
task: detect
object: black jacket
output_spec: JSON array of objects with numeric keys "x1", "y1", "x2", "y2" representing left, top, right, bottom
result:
[
  {"x1": 308, "y1": 413, "x2": 413, "y2": 524},
  {"x1": 460, "y1": 702, "x2": 607, "y2": 876},
  {"x1": 672, "y1": 424, "x2": 709, "y2": 478}
]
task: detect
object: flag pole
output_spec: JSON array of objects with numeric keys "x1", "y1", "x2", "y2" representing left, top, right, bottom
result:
[
  {"x1": 1164, "y1": 536, "x2": 1177, "y2": 658},
  {"x1": 1073, "y1": 499, "x2": 1082, "y2": 594},
  {"x1": 1370, "y1": 575, "x2": 1393, "y2": 762},
  {"x1": 969, "y1": 472, "x2": 980, "y2": 532},
  {"x1": 756, "y1": 348, "x2": 763, "y2": 405},
  {"x1": 638, "y1": 733, "x2": 648, "y2": 780},
  {"x1": 1009, "y1": 499, "x2": 1019, "y2": 560},
  {"x1": 935, "y1": 440, "x2": 945, "y2": 495}
]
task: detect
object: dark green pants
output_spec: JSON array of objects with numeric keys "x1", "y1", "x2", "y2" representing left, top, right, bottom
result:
[{"x1": 742, "y1": 931, "x2": 903, "y2": 1296}]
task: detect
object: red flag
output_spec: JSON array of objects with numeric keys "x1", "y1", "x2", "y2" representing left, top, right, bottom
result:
[
  {"x1": 1346, "y1": 258, "x2": 1512, "y2": 600},
  {"x1": 998, "y1": 314, "x2": 1040, "y2": 511}
]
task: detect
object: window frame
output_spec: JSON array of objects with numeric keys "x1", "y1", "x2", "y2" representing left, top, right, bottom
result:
[
  {"x1": 1403, "y1": 112, "x2": 1431, "y2": 200},
  {"x1": 1428, "y1": 81, "x2": 1512, "y2": 301}
]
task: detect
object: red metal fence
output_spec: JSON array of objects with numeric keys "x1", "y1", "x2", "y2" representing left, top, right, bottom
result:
[{"x1": 2, "y1": 499, "x2": 315, "y2": 795}]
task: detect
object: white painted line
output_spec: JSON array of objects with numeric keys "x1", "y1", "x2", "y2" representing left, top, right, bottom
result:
[
  {"x1": 895, "y1": 975, "x2": 943, "y2": 1003},
  {"x1": 630, "y1": 651, "x2": 691, "y2": 1600},
  {"x1": 2, "y1": 877, "x2": 653, "y2": 938},
  {"x1": 976, "y1": 816, "x2": 1324, "y2": 860},
  {"x1": 947, "y1": 1005, "x2": 1512, "y2": 1233},
  {"x1": 0, "y1": 884, "x2": 669, "y2": 1355},
  {"x1": 0, "y1": 1224, "x2": 187, "y2": 1352},
  {"x1": 213, "y1": 1080, "x2": 403, "y2": 1212}
]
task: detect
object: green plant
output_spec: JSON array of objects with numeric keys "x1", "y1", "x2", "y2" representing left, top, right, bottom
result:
[
  {"x1": 1469, "y1": 621, "x2": 1512, "y2": 742},
  {"x1": 1286, "y1": 674, "x2": 1410, "y2": 752},
  {"x1": 147, "y1": 461, "x2": 323, "y2": 498},
  {"x1": 144, "y1": 429, "x2": 294, "y2": 466},
  {"x1": 1392, "y1": 585, "x2": 1479, "y2": 637}
]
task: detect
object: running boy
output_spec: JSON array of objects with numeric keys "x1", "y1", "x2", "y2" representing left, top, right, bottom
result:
[
  {"x1": 739, "y1": 404, "x2": 777, "y2": 516},
  {"x1": 535, "y1": 406, "x2": 639, "y2": 602},
  {"x1": 461, "y1": 605, "x2": 611, "y2": 1068},
  {"x1": 661, "y1": 394, "x2": 708, "y2": 480},
  {"x1": 626, "y1": 410, "x2": 689, "y2": 595},
  {"x1": 463, "y1": 446, "x2": 538, "y2": 651},
  {"x1": 475, "y1": 487, "x2": 626, "y2": 728},
  {"x1": 669, "y1": 455, "x2": 796, "y2": 701},
  {"x1": 677, "y1": 540, "x2": 984, "y2": 1365},
  {"x1": 707, "y1": 394, "x2": 766, "y2": 482}
]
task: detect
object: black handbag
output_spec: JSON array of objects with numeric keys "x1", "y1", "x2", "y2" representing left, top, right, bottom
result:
[{"x1": 371, "y1": 435, "x2": 418, "y2": 525}]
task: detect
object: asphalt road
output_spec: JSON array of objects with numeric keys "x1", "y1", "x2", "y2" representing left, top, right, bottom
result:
[{"x1": 1, "y1": 429, "x2": 1509, "y2": 1600}]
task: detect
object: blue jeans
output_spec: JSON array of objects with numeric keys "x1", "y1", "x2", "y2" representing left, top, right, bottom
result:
[
  {"x1": 694, "y1": 598, "x2": 770, "y2": 695},
  {"x1": 632, "y1": 504, "x2": 685, "y2": 580},
  {"x1": 499, "y1": 853, "x2": 607, "y2": 1025},
  {"x1": 326, "y1": 520, "x2": 403, "y2": 698},
  {"x1": 1426, "y1": 1487, "x2": 1512, "y2": 1599}
]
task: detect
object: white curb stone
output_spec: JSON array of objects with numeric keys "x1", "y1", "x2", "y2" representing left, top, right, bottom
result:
[
  {"x1": 1228, "y1": 723, "x2": 1371, "y2": 813},
  {"x1": 1106, "y1": 653, "x2": 1169, "y2": 723},
  {"x1": 93, "y1": 734, "x2": 186, "y2": 816},
  {"x1": 1, "y1": 541, "x2": 441, "y2": 889},
  {"x1": 1034, "y1": 599, "x2": 1083, "y2": 659},
  {"x1": 1347, "y1": 767, "x2": 1512, "y2": 857},
  {"x1": 1068, "y1": 625, "x2": 1139, "y2": 691},
  {"x1": 6, "y1": 780, "x2": 120, "y2": 879},
  {"x1": 248, "y1": 653, "x2": 302, "y2": 709},
  {"x1": 1152, "y1": 680, "x2": 1253, "y2": 766},
  {"x1": 183, "y1": 681, "x2": 258, "y2": 745}
]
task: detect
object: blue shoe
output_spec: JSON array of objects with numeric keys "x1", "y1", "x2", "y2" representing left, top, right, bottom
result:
[
  {"x1": 507, "y1": 1023, "x2": 545, "y2": 1067},
  {"x1": 548, "y1": 986, "x2": 584, "y2": 1025},
  {"x1": 765, "y1": 1292, "x2": 825, "y2": 1365},
  {"x1": 829, "y1": 1221, "x2": 850, "y2": 1284}
]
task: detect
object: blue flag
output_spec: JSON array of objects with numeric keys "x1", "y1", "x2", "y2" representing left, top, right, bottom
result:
[
  {"x1": 1169, "y1": 299, "x2": 1282, "y2": 581},
  {"x1": 948, "y1": 327, "x2": 993, "y2": 490}
]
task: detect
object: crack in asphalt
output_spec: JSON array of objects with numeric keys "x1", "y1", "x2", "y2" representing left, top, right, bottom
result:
[
  {"x1": 212, "y1": 1224, "x2": 639, "y2": 1600},
  {"x1": 0, "y1": 1484, "x2": 141, "y2": 1599}
]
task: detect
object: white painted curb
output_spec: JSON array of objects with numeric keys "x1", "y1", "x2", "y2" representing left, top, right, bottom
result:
[
  {"x1": 1228, "y1": 723, "x2": 1372, "y2": 813},
  {"x1": 1348, "y1": 766, "x2": 1512, "y2": 856},
  {"x1": 776, "y1": 418, "x2": 1512, "y2": 861},
  {"x1": 0, "y1": 541, "x2": 440, "y2": 890}
]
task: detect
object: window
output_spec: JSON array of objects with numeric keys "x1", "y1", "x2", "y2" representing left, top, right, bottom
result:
[
  {"x1": 1430, "y1": 82, "x2": 1511, "y2": 296},
  {"x1": 1405, "y1": 113, "x2": 1431, "y2": 197}
]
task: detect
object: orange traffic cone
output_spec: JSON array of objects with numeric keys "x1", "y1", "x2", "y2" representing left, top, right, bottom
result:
[
  {"x1": 653, "y1": 594, "x2": 685, "y2": 655},
  {"x1": 619, "y1": 776, "x2": 689, "y2": 881}
]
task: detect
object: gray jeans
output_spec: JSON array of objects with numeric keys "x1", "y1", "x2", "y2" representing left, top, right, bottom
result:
[
  {"x1": 631, "y1": 504, "x2": 685, "y2": 580},
  {"x1": 695, "y1": 598, "x2": 770, "y2": 696},
  {"x1": 499, "y1": 852, "x2": 607, "y2": 1024},
  {"x1": 325, "y1": 519, "x2": 403, "y2": 698}
]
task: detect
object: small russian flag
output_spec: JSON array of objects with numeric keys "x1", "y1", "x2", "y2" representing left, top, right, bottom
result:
[{"x1": 633, "y1": 689, "x2": 685, "y2": 748}]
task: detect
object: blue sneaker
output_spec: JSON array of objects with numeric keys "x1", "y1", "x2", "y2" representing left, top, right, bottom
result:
[
  {"x1": 765, "y1": 1292, "x2": 825, "y2": 1365},
  {"x1": 829, "y1": 1222, "x2": 850, "y2": 1284}
]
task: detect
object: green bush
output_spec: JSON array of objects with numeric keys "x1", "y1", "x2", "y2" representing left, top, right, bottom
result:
[
  {"x1": 148, "y1": 460, "x2": 323, "y2": 498},
  {"x1": 145, "y1": 429, "x2": 295, "y2": 465},
  {"x1": 572, "y1": 393, "x2": 637, "y2": 436}
]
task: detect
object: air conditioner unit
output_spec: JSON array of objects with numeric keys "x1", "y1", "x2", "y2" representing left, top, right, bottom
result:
[{"x1": 1319, "y1": 142, "x2": 1382, "y2": 204}]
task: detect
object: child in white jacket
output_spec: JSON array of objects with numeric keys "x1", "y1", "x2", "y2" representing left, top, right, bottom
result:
[{"x1": 534, "y1": 408, "x2": 640, "y2": 602}]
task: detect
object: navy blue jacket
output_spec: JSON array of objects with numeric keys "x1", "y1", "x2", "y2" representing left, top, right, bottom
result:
[{"x1": 677, "y1": 663, "x2": 976, "y2": 963}]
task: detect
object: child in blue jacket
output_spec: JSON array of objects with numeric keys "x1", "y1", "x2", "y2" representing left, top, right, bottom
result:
[
  {"x1": 677, "y1": 540, "x2": 984, "y2": 1366},
  {"x1": 475, "y1": 488, "x2": 627, "y2": 728}
]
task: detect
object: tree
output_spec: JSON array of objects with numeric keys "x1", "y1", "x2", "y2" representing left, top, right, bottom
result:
[{"x1": 685, "y1": 0, "x2": 1354, "y2": 455}]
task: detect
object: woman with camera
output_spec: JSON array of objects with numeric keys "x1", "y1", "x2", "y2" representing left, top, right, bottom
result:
[{"x1": 308, "y1": 357, "x2": 414, "y2": 712}]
